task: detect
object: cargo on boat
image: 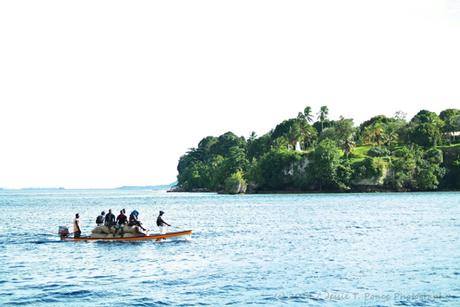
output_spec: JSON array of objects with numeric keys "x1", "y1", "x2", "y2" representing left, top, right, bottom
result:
[{"x1": 58, "y1": 225, "x2": 192, "y2": 241}]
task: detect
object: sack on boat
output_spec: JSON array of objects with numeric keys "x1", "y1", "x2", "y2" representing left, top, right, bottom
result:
[
  {"x1": 91, "y1": 226, "x2": 111, "y2": 234},
  {"x1": 92, "y1": 226, "x2": 143, "y2": 235},
  {"x1": 122, "y1": 225, "x2": 141, "y2": 234}
]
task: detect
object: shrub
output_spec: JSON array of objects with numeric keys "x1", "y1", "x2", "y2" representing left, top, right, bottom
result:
[
  {"x1": 368, "y1": 146, "x2": 391, "y2": 157},
  {"x1": 223, "y1": 171, "x2": 248, "y2": 194},
  {"x1": 352, "y1": 157, "x2": 387, "y2": 180}
]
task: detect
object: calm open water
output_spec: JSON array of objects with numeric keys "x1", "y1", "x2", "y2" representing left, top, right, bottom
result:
[{"x1": 0, "y1": 190, "x2": 459, "y2": 306}]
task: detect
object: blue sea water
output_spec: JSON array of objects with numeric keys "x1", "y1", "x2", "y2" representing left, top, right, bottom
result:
[{"x1": 0, "y1": 190, "x2": 459, "y2": 306}]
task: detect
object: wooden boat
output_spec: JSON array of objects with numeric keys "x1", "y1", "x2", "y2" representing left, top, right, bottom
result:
[{"x1": 61, "y1": 230, "x2": 192, "y2": 242}]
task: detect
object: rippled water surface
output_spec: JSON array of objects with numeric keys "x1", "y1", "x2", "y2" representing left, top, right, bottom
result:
[{"x1": 0, "y1": 190, "x2": 459, "y2": 306}]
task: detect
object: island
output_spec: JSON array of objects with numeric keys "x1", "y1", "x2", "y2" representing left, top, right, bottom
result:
[{"x1": 173, "y1": 106, "x2": 460, "y2": 194}]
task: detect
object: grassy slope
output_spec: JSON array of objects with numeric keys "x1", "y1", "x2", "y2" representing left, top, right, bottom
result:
[
  {"x1": 349, "y1": 145, "x2": 372, "y2": 163},
  {"x1": 438, "y1": 143, "x2": 460, "y2": 150},
  {"x1": 349, "y1": 143, "x2": 460, "y2": 162}
]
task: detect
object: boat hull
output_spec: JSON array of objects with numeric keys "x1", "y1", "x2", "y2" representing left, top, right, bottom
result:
[{"x1": 62, "y1": 230, "x2": 192, "y2": 242}]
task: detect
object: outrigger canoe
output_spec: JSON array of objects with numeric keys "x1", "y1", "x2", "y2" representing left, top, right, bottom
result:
[{"x1": 61, "y1": 230, "x2": 192, "y2": 242}]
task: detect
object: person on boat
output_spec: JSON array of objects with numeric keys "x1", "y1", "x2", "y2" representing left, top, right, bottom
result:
[
  {"x1": 104, "y1": 209, "x2": 116, "y2": 231},
  {"x1": 128, "y1": 210, "x2": 146, "y2": 231},
  {"x1": 112, "y1": 210, "x2": 127, "y2": 236},
  {"x1": 73, "y1": 213, "x2": 81, "y2": 238},
  {"x1": 156, "y1": 211, "x2": 171, "y2": 234},
  {"x1": 117, "y1": 210, "x2": 127, "y2": 226},
  {"x1": 96, "y1": 211, "x2": 105, "y2": 226}
]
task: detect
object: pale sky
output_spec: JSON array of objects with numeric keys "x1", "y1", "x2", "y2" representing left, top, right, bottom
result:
[{"x1": 0, "y1": 1, "x2": 459, "y2": 188}]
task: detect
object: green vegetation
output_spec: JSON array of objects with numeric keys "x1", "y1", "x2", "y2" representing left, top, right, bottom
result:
[
  {"x1": 176, "y1": 107, "x2": 460, "y2": 193},
  {"x1": 223, "y1": 171, "x2": 247, "y2": 194}
]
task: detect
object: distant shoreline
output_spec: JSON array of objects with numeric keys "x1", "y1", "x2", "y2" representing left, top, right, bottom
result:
[{"x1": 0, "y1": 184, "x2": 176, "y2": 191}]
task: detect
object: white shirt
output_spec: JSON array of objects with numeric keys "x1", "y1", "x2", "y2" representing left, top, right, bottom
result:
[{"x1": 73, "y1": 217, "x2": 80, "y2": 232}]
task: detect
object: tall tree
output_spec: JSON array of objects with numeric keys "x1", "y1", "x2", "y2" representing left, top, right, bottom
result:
[
  {"x1": 304, "y1": 106, "x2": 313, "y2": 123},
  {"x1": 317, "y1": 105, "x2": 329, "y2": 132},
  {"x1": 342, "y1": 137, "x2": 356, "y2": 158},
  {"x1": 440, "y1": 109, "x2": 460, "y2": 144},
  {"x1": 384, "y1": 123, "x2": 399, "y2": 146},
  {"x1": 300, "y1": 122, "x2": 318, "y2": 148},
  {"x1": 363, "y1": 123, "x2": 385, "y2": 145},
  {"x1": 334, "y1": 117, "x2": 355, "y2": 145},
  {"x1": 287, "y1": 121, "x2": 303, "y2": 148},
  {"x1": 309, "y1": 139, "x2": 343, "y2": 191},
  {"x1": 394, "y1": 110, "x2": 407, "y2": 121},
  {"x1": 409, "y1": 110, "x2": 444, "y2": 147}
]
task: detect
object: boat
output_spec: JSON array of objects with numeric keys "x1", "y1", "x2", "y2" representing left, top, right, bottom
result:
[{"x1": 58, "y1": 226, "x2": 192, "y2": 242}]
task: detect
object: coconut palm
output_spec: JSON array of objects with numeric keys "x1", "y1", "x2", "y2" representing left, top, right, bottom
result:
[
  {"x1": 363, "y1": 123, "x2": 385, "y2": 145},
  {"x1": 287, "y1": 122, "x2": 303, "y2": 149},
  {"x1": 317, "y1": 105, "x2": 329, "y2": 131},
  {"x1": 384, "y1": 128, "x2": 399, "y2": 146},
  {"x1": 363, "y1": 126, "x2": 373, "y2": 145},
  {"x1": 304, "y1": 106, "x2": 313, "y2": 123},
  {"x1": 373, "y1": 124, "x2": 385, "y2": 145},
  {"x1": 341, "y1": 137, "x2": 356, "y2": 158}
]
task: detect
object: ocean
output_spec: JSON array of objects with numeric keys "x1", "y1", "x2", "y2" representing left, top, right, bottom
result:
[{"x1": 0, "y1": 189, "x2": 459, "y2": 306}]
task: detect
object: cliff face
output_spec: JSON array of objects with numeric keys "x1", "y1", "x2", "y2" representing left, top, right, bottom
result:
[{"x1": 351, "y1": 166, "x2": 388, "y2": 187}]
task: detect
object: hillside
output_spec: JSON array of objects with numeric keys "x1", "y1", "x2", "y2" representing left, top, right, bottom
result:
[{"x1": 175, "y1": 107, "x2": 460, "y2": 194}]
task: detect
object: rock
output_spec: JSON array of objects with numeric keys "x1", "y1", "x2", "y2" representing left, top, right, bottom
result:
[{"x1": 223, "y1": 172, "x2": 248, "y2": 194}]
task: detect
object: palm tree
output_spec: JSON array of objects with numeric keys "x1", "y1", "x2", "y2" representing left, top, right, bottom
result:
[
  {"x1": 317, "y1": 105, "x2": 329, "y2": 131},
  {"x1": 301, "y1": 124, "x2": 316, "y2": 148},
  {"x1": 363, "y1": 126, "x2": 372, "y2": 145},
  {"x1": 384, "y1": 128, "x2": 398, "y2": 146},
  {"x1": 363, "y1": 123, "x2": 385, "y2": 145},
  {"x1": 373, "y1": 124, "x2": 385, "y2": 145},
  {"x1": 342, "y1": 138, "x2": 356, "y2": 158},
  {"x1": 288, "y1": 122, "x2": 303, "y2": 149},
  {"x1": 304, "y1": 106, "x2": 313, "y2": 123}
]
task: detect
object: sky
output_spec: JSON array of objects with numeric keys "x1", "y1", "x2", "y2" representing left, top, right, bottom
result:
[{"x1": 0, "y1": 0, "x2": 459, "y2": 189}]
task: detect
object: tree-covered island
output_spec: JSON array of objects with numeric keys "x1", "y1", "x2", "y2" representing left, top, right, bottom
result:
[{"x1": 174, "y1": 107, "x2": 460, "y2": 194}]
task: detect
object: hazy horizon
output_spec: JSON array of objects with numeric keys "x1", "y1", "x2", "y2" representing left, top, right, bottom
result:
[
  {"x1": 0, "y1": 183, "x2": 176, "y2": 190},
  {"x1": 1, "y1": 1, "x2": 459, "y2": 189}
]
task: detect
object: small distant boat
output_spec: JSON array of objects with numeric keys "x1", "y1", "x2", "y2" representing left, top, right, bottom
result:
[{"x1": 58, "y1": 226, "x2": 192, "y2": 242}]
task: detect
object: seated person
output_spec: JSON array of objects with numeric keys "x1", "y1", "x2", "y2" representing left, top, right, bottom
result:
[
  {"x1": 104, "y1": 209, "x2": 116, "y2": 231},
  {"x1": 115, "y1": 210, "x2": 128, "y2": 235},
  {"x1": 128, "y1": 210, "x2": 146, "y2": 231},
  {"x1": 117, "y1": 210, "x2": 127, "y2": 226},
  {"x1": 96, "y1": 211, "x2": 105, "y2": 226}
]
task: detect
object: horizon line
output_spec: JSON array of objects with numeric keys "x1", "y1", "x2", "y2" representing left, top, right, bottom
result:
[{"x1": 0, "y1": 183, "x2": 176, "y2": 190}]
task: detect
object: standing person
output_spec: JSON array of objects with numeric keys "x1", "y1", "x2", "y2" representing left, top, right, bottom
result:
[
  {"x1": 73, "y1": 213, "x2": 81, "y2": 238},
  {"x1": 104, "y1": 209, "x2": 116, "y2": 232},
  {"x1": 156, "y1": 211, "x2": 171, "y2": 234},
  {"x1": 96, "y1": 211, "x2": 105, "y2": 226}
]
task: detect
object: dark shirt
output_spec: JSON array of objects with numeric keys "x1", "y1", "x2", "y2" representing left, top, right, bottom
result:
[
  {"x1": 129, "y1": 214, "x2": 137, "y2": 223},
  {"x1": 96, "y1": 214, "x2": 104, "y2": 225},
  {"x1": 128, "y1": 214, "x2": 140, "y2": 226},
  {"x1": 104, "y1": 212, "x2": 116, "y2": 226},
  {"x1": 156, "y1": 215, "x2": 168, "y2": 227},
  {"x1": 117, "y1": 213, "x2": 127, "y2": 225}
]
